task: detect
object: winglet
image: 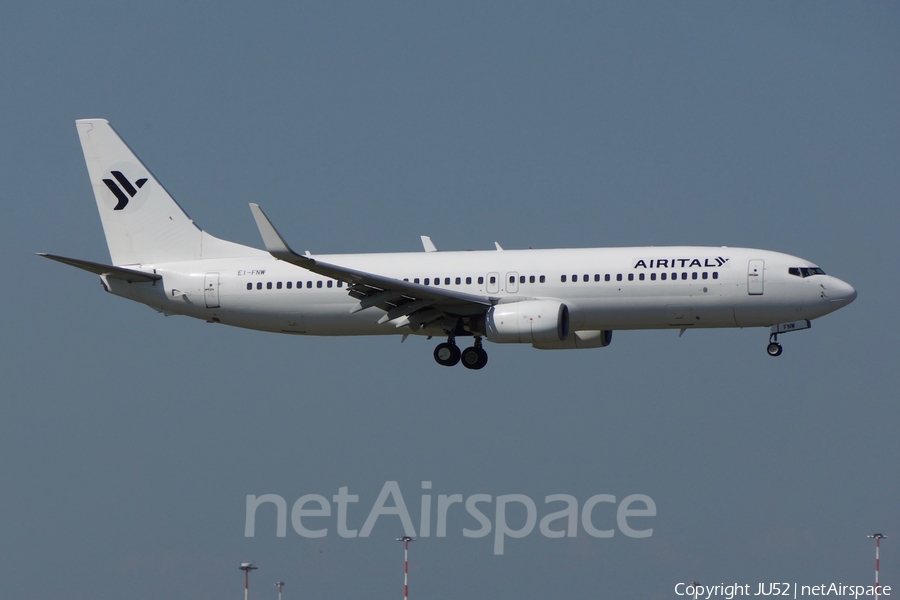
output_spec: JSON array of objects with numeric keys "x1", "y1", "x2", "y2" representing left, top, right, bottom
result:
[
  {"x1": 494, "y1": 242, "x2": 504, "y2": 251},
  {"x1": 249, "y1": 203, "x2": 309, "y2": 263}
]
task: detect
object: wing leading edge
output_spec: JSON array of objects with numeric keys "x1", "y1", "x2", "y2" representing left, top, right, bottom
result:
[{"x1": 249, "y1": 204, "x2": 496, "y2": 331}]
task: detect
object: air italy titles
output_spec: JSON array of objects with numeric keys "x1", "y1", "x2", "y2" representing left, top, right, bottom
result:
[{"x1": 633, "y1": 257, "x2": 730, "y2": 269}]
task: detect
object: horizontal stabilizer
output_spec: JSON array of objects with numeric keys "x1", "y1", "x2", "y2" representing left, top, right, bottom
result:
[{"x1": 38, "y1": 253, "x2": 161, "y2": 283}]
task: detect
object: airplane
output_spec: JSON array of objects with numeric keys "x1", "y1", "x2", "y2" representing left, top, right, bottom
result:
[{"x1": 40, "y1": 119, "x2": 857, "y2": 370}]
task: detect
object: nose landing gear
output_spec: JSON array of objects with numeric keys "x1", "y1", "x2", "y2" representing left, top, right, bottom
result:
[{"x1": 765, "y1": 320, "x2": 812, "y2": 357}]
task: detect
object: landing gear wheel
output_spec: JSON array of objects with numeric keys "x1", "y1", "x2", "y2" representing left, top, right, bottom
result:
[
  {"x1": 434, "y1": 342, "x2": 461, "y2": 367},
  {"x1": 461, "y1": 346, "x2": 488, "y2": 370},
  {"x1": 766, "y1": 342, "x2": 783, "y2": 357}
]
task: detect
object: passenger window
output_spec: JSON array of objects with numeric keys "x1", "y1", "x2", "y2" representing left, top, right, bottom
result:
[
  {"x1": 327, "y1": 280, "x2": 333, "y2": 288},
  {"x1": 445, "y1": 277, "x2": 451, "y2": 285},
  {"x1": 277, "y1": 281, "x2": 283, "y2": 289},
  {"x1": 246, "y1": 283, "x2": 253, "y2": 290},
  {"x1": 456, "y1": 277, "x2": 461, "y2": 285},
  {"x1": 529, "y1": 275, "x2": 535, "y2": 283},
  {"x1": 712, "y1": 272, "x2": 719, "y2": 279},
  {"x1": 337, "y1": 281, "x2": 343, "y2": 288},
  {"x1": 434, "y1": 278, "x2": 439, "y2": 286},
  {"x1": 424, "y1": 278, "x2": 430, "y2": 285},
  {"x1": 520, "y1": 275, "x2": 525, "y2": 284},
  {"x1": 478, "y1": 276, "x2": 484, "y2": 284},
  {"x1": 605, "y1": 274, "x2": 611, "y2": 282},
  {"x1": 490, "y1": 276, "x2": 496, "y2": 284},
  {"x1": 307, "y1": 281, "x2": 312, "y2": 288},
  {"x1": 257, "y1": 282, "x2": 262, "y2": 289},
  {"x1": 661, "y1": 273, "x2": 667, "y2": 281},
  {"x1": 316, "y1": 281, "x2": 323, "y2": 288},
  {"x1": 561, "y1": 275, "x2": 567, "y2": 282},
  {"x1": 267, "y1": 282, "x2": 273, "y2": 289},
  {"x1": 650, "y1": 273, "x2": 657, "y2": 281},
  {"x1": 466, "y1": 277, "x2": 472, "y2": 284},
  {"x1": 509, "y1": 275, "x2": 515, "y2": 284},
  {"x1": 594, "y1": 274, "x2": 600, "y2": 282},
  {"x1": 616, "y1": 274, "x2": 623, "y2": 282},
  {"x1": 572, "y1": 274, "x2": 578, "y2": 282},
  {"x1": 628, "y1": 273, "x2": 634, "y2": 281},
  {"x1": 702, "y1": 272, "x2": 708, "y2": 280},
  {"x1": 672, "y1": 273, "x2": 677, "y2": 281},
  {"x1": 414, "y1": 278, "x2": 420, "y2": 284},
  {"x1": 692, "y1": 272, "x2": 698, "y2": 280},
  {"x1": 639, "y1": 273, "x2": 645, "y2": 281},
  {"x1": 287, "y1": 281, "x2": 292, "y2": 289},
  {"x1": 682, "y1": 273, "x2": 688, "y2": 280},
  {"x1": 540, "y1": 275, "x2": 545, "y2": 283}
]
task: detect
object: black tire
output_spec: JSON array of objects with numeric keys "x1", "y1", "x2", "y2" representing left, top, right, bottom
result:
[
  {"x1": 461, "y1": 346, "x2": 488, "y2": 370},
  {"x1": 434, "y1": 342, "x2": 461, "y2": 366},
  {"x1": 766, "y1": 342, "x2": 783, "y2": 357}
]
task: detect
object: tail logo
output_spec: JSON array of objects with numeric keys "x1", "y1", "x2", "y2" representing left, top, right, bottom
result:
[{"x1": 102, "y1": 171, "x2": 148, "y2": 210}]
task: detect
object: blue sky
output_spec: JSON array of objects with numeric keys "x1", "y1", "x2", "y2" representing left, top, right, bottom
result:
[{"x1": 1, "y1": 2, "x2": 898, "y2": 598}]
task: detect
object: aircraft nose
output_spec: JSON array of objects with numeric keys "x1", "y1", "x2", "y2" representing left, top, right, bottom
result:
[{"x1": 828, "y1": 277, "x2": 857, "y2": 305}]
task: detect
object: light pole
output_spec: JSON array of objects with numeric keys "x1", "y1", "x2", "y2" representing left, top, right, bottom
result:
[
  {"x1": 868, "y1": 534, "x2": 887, "y2": 600},
  {"x1": 397, "y1": 536, "x2": 415, "y2": 600},
  {"x1": 274, "y1": 581, "x2": 285, "y2": 600},
  {"x1": 239, "y1": 562, "x2": 258, "y2": 600}
]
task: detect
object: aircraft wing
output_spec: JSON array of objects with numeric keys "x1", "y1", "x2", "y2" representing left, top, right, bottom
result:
[{"x1": 249, "y1": 204, "x2": 497, "y2": 329}]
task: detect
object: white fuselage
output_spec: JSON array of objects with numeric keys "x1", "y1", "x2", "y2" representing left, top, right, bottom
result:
[{"x1": 107, "y1": 245, "x2": 856, "y2": 340}]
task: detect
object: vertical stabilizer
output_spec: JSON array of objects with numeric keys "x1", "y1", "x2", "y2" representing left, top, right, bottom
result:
[{"x1": 76, "y1": 119, "x2": 253, "y2": 265}]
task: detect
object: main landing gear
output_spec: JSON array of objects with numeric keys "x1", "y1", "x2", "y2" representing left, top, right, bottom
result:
[
  {"x1": 434, "y1": 336, "x2": 488, "y2": 370},
  {"x1": 434, "y1": 339, "x2": 461, "y2": 366}
]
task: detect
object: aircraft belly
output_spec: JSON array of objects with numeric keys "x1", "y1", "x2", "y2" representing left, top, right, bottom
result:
[{"x1": 568, "y1": 295, "x2": 740, "y2": 330}]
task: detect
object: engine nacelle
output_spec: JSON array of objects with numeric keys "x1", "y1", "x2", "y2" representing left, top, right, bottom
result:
[
  {"x1": 484, "y1": 300, "x2": 569, "y2": 344},
  {"x1": 532, "y1": 329, "x2": 613, "y2": 350}
]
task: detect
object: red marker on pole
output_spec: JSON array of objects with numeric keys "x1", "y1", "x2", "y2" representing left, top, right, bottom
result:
[
  {"x1": 397, "y1": 536, "x2": 415, "y2": 600},
  {"x1": 239, "y1": 563, "x2": 258, "y2": 600},
  {"x1": 868, "y1": 534, "x2": 887, "y2": 600}
]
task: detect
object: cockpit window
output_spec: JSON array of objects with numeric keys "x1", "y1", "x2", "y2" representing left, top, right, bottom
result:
[{"x1": 789, "y1": 267, "x2": 826, "y2": 278}]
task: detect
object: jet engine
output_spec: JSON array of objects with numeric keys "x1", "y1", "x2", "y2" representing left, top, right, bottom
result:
[{"x1": 483, "y1": 300, "x2": 569, "y2": 344}]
